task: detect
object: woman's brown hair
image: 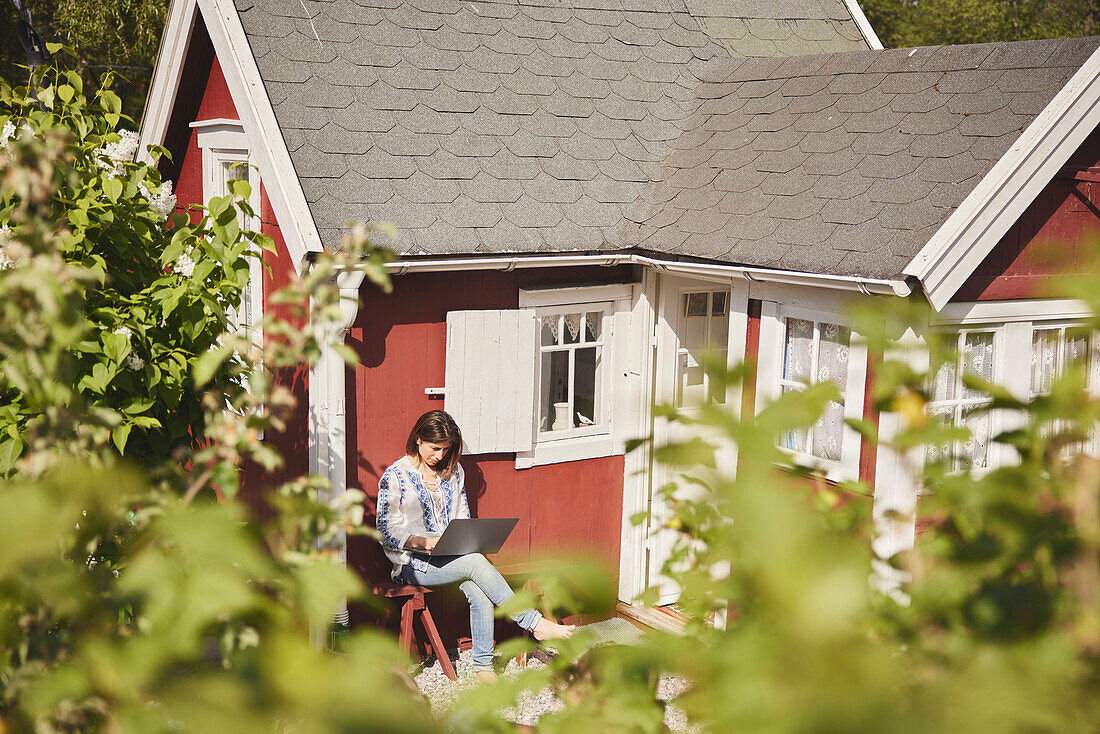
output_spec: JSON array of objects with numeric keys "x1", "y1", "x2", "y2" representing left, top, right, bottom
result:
[{"x1": 405, "y1": 410, "x2": 463, "y2": 479}]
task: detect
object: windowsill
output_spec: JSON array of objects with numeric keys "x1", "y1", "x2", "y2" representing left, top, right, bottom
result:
[
  {"x1": 516, "y1": 431, "x2": 619, "y2": 469},
  {"x1": 778, "y1": 447, "x2": 857, "y2": 484}
]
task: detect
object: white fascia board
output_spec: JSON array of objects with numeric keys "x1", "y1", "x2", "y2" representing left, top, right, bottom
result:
[
  {"x1": 843, "y1": 0, "x2": 884, "y2": 51},
  {"x1": 201, "y1": 0, "x2": 323, "y2": 275},
  {"x1": 386, "y1": 253, "x2": 913, "y2": 297},
  {"x1": 138, "y1": 0, "x2": 200, "y2": 159},
  {"x1": 933, "y1": 298, "x2": 1092, "y2": 325},
  {"x1": 905, "y1": 44, "x2": 1100, "y2": 312},
  {"x1": 138, "y1": 0, "x2": 323, "y2": 276}
]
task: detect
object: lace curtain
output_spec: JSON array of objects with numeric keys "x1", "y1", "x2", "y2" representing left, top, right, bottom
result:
[{"x1": 781, "y1": 318, "x2": 850, "y2": 462}]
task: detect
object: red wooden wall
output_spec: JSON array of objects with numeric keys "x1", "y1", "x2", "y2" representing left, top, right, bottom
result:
[
  {"x1": 954, "y1": 127, "x2": 1100, "y2": 301},
  {"x1": 166, "y1": 20, "x2": 308, "y2": 518},
  {"x1": 348, "y1": 267, "x2": 631, "y2": 637}
]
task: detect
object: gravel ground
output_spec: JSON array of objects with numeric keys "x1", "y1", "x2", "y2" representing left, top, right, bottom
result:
[{"x1": 414, "y1": 649, "x2": 699, "y2": 731}]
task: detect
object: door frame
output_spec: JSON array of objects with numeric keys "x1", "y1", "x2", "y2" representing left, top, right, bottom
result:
[{"x1": 620, "y1": 271, "x2": 748, "y2": 605}]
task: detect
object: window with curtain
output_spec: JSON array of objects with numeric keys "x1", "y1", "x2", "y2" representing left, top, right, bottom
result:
[
  {"x1": 537, "y1": 306, "x2": 611, "y2": 439},
  {"x1": 926, "y1": 331, "x2": 996, "y2": 470},
  {"x1": 779, "y1": 317, "x2": 851, "y2": 463},
  {"x1": 1030, "y1": 325, "x2": 1097, "y2": 456}
]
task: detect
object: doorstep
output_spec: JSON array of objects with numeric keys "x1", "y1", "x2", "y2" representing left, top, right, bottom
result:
[{"x1": 615, "y1": 602, "x2": 686, "y2": 636}]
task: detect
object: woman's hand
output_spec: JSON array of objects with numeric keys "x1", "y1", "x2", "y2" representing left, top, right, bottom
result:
[{"x1": 404, "y1": 535, "x2": 439, "y2": 553}]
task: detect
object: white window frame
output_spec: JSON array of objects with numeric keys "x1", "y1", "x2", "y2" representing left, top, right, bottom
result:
[
  {"x1": 925, "y1": 328, "x2": 1006, "y2": 472},
  {"x1": 517, "y1": 284, "x2": 634, "y2": 469},
  {"x1": 756, "y1": 300, "x2": 868, "y2": 482},
  {"x1": 191, "y1": 119, "x2": 263, "y2": 348},
  {"x1": 933, "y1": 299, "x2": 1099, "y2": 468}
]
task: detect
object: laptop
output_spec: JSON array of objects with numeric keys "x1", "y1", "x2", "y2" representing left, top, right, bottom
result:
[{"x1": 427, "y1": 518, "x2": 519, "y2": 557}]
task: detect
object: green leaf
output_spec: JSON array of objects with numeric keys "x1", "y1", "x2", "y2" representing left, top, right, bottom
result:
[
  {"x1": 0, "y1": 437, "x2": 23, "y2": 473},
  {"x1": 227, "y1": 178, "x2": 252, "y2": 201},
  {"x1": 57, "y1": 84, "x2": 74, "y2": 103},
  {"x1": 103, "y1": 177, "x2": 123, "y2": 203},
  {"x1": 112, "y1": 423, "x2": 132, "y2": 454},
  {"x1": 193, "y1": 346, "x2": 232, "y2": 387},
  {"x1": 846, "y1": 417, "x2": 878, "y2": 445},
  {"x1": 122, "y1": 398, "x2": 156, "y2": 415}
]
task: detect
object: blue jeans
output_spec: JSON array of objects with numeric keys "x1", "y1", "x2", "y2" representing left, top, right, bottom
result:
[{"x1": 400, "y1": 553, "x2": 542, "y2": 671}]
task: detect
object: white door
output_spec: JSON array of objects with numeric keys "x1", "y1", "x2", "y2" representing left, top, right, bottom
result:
[{"x1": 647, "y1": 275, "x2": 748, "y2": 605}]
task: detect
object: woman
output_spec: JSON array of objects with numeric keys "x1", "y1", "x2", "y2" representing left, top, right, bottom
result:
[{"x1": 376, "y1": 410, "x2": 574, "y2": 681}]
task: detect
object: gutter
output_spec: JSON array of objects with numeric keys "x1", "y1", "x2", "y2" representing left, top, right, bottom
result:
[{"x1": 383, "y1": 253, "x2": 913, "y2": 298}]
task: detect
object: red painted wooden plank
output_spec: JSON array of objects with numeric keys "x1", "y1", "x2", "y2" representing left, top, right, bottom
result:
[{"x1": 857, "y1": 348, "x2": 881, "y2": 485}]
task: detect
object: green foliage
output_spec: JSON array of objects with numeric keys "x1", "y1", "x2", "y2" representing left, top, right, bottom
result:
[
  {"x1": 1, "y1": 59, "x2": 428, "y2": 733},
  {"x1": 0, "y1": 65, "x2": 265, "y2": 473},
  {"x1": 1, "y1": 1, "x2": 167, "y2": 119},
  {"x1": 446, "y1": 290, "x2": 1100, "y2": 731},
  {"x1": 860, "y1": 0, "x2": 1100, "y2": 48}
]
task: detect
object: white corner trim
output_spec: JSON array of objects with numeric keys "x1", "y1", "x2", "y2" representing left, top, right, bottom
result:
[
  {"x1": 905, "y1": 43, "x2": 1100, "y2": 312},
  {"x1": 843, "y1": 0, "x2": 884, "y2": 51},
  {"x1": 934, "y1": 298, "x2": 1092, "y2": 325}
]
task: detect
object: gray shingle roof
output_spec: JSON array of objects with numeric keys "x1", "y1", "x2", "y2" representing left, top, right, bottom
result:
[
  {"x1": 632, "y1": 36, "x2": 1100, "y2": 279},
  {"x1": 235, "y1": 0, "x2": 869, "y2": 257},
  {"x1": 232, "y1": 1, "x2": 1099, "y2": 280}
]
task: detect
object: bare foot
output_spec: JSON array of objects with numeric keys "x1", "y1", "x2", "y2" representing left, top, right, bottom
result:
[
  {"x1": 532, "y1": 618, "x2": 576, "y2": 641},
  {"x1": 475, "y1": 670, "x2": 498, "y2": 684}
]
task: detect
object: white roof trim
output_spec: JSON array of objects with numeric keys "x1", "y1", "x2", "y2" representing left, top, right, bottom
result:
[
  {"x1": 138, "y1": 0, "x2": 199, "y2": 155},
  {"x1": 384, "y1": 253, "x2": 913, "y2": 297},
  {"x1": 905, "y1": 43, "x2": 1100, "y2": 312},
  {"x1": 137, "y1": 0, "x2": 323, "y2": 276},
  {"x1": 843, "y1": 0, "x2": 883, "y2": 51}
]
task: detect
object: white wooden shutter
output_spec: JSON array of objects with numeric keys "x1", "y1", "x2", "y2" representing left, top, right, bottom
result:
[{"x1": 444, "y1": 309, "x2": 537, "y2": 454}]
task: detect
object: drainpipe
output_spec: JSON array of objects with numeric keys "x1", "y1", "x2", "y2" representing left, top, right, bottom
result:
[{"x1": 307, "y1": 267, "x2": 365, "y2": 647}]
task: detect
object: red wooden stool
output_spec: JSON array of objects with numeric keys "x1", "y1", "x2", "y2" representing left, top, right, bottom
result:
[{"x1": 371, "y1": 583, "x2": 457, "y2": 681}]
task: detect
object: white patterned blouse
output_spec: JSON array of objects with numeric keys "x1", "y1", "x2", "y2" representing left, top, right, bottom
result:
[{"x1": 376, "y1": 455, "x2": 470, "y2": 581}]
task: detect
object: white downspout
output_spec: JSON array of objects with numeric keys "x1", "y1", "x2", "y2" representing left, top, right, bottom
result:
[{"x1": 308, "y1": 268, "x2": 365, "y2": 647}]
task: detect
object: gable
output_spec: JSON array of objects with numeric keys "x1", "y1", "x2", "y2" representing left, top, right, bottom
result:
[
  {"x1": 139, "y1": 0, "x2": 323, "y2": 274},
  {"x1": 951, "y1": 126, "x2": 1100, "y2": 301}
]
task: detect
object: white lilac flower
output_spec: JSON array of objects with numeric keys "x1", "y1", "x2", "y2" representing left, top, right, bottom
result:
[
  {"x1": 126, "y1": 352, "x2": 145, "y2": 371},
  {"x1": 138, "y1": 180, "x2": 176, "y2": 220},
  {"x1": 94, "y1": 129, "x2": 140, "y2": 177},
  {"x1": 173, "y1": 249, "x2": 196, "y2": 278},
  {"x1": 0, "y1": 120, "x2": 15, "y2": 149},
  {"x1": 0, "y1": 225, "x2": 13, "y2": 270},
  {"x1": 112, "y1": 326, "x2": 132, "y2": 339}
]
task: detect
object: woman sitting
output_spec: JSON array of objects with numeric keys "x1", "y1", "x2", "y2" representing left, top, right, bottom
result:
[{"x1": 376, "y1": 410, "x2": 574, "y2": 681}]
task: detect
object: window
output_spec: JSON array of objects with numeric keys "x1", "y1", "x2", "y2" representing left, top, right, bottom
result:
[
  {"x1": 926, "y1": 330, "x2": 997, "y2": 470},
  {"x1": 677, "y1": 291, "x2": 729, "y2": 407},
  {"x1": 537, "y1": 307, "x2": 609, "y2": 437},
  {"x1": 191, "y1": 119, "x2": 263, "y2": 346},
  {"x1": 928, "y1": 299, "x2": 1100, "y2": 471},
  {"x1": 1029, "y1": 325, "x2": 1098, "y2": 456},
  {"x1": 756, "y1": 302, "x2": 868, "y2": 481},
  {"x1": 443, "y1": 284, "x2": 636, "y2": 467},
  {"x1": 780, "y1": 318, "x2": 852, "y2": 463}
]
